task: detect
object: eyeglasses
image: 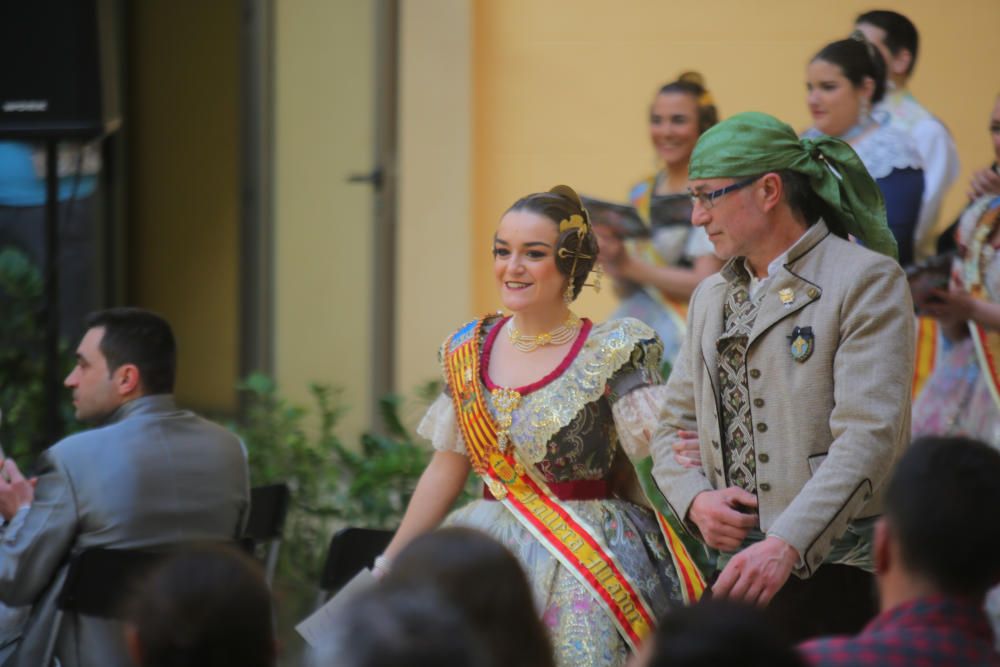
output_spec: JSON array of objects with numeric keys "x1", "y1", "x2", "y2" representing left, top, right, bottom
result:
[{"x1": 688, "y1": 176, "x2": 760, "y2": 210}]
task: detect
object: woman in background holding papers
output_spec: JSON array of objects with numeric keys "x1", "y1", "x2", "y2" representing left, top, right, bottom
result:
[
  {"x1": 595, "y1": 73, "x2": 723, "y2": 373},
  {"x1": 375, "y1": 186, "x2": 710, "y2": 667}
]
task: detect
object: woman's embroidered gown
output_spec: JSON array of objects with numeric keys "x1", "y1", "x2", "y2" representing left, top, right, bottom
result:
[{"x1": 419, "y1": 316, "x2": 689, "y2": 667}]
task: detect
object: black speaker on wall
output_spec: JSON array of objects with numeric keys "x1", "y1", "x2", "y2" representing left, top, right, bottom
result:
[{"x1": 0, "y1": 0, "x2": 121, "y2": 139}]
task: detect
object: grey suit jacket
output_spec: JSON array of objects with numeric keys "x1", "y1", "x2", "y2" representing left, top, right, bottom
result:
[
  {"x1": 0, "y1": 395, "x2": 250, "y2": 667},
  {"x1": 650, "y1": 221, "x2": 914, "y2": 577}
]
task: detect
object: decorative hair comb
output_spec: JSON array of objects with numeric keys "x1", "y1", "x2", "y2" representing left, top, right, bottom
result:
[
  {"x1": 849, "y1": 29, "x2": 880, "y2": 64},
  {"x1": 559, "y1": 213, "x2": 587, "y2": 238}
]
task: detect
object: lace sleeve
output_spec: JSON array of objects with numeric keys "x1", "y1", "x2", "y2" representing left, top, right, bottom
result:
[
  {"x1": 416, "y1": 393, "x2": 466, "y2": 455},
  {"x1": 606, "y1": 334, "x2": 663, "y2": 402},
  {"x1": 611, "y1": 384, "x2": 668, "y2": 461}
]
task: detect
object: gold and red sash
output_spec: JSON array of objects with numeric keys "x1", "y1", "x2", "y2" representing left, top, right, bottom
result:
[
  {"x1": 444, "y1": 317, "x2": 658, "y2": 650},
  {"x1": 631, "y1": 455, "x2": 708, "y2": 603},
  {"x1": 655, "y1": 508, "x2": 706, "y2": 600},
  {"x1": 964, "y1": 203, "x2": 1000, "y2": 411},
  {"x1": 912, "y1": 316, "x2": 938, "y2": 399}
]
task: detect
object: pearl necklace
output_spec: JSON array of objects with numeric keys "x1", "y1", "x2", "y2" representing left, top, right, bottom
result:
[{"x1": 506, "y1": 313, "x2": 581, "y2": 352}]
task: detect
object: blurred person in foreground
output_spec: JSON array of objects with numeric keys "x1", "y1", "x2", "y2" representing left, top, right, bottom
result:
[
  {"x1": 383, "y1": 527, "x2": 554, "y2": 667},
  {"x1": 125, "y1": 544, "x2": 275, "y2": 667},
  {"x1": 320, "y1": 585, "x2": 487, "y2": 667},
  {"x1": 628, "y1": 599, "x2": 805, "y2": 667},
  {"x1": 800, "y1": 436, "x2": 1000, "y2": 666},
  {"x1": 803, "y1": 32, "x2": 924, "y2": 266},
  {"x1": 854, "y1": 10, "x2": 961, "y2": 258},
  {"x1": 0, "y1": 308, "x2": 250, "y2": 667},
  {"x1": 596, "y1": 72, "x2": 724, "y2": 370},
  {"x1": 650, "y1": 111, "x2": 913, "y2": 642}
]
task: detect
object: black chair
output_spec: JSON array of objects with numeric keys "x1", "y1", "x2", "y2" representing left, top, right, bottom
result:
[
  {"x1": 316, "y1": 527, "x2": 393, "y2": 605},
  {"x1": 299, "y1": 528, "x2": 393, "y2": 666},
  {"x1": 40, "y1": 547, "x2": 166, "y2": 667},
  {"x1": 242, "y1": 483, "x2": 291, "y2": 586}
]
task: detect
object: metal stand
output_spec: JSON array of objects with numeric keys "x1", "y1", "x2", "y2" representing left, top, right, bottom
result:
[{"x1": 43, "y1": 139, "x2": 64, "y2": 447}]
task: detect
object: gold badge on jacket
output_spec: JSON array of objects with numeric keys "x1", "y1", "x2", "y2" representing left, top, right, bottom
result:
[
  {"x1": 788, "y1": 326, "x2": 814, "y2": 363},
  {"x1": 778, "y1": 288, "x2": 795, "y2": 308}
]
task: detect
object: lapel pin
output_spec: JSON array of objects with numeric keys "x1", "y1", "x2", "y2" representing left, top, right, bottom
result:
[
  {"x1": 778, "y1": 288, "x2": 795, "y2": 308},
  {"x1": 788, "y1": 326, "x2": 814, "y2": 363}
]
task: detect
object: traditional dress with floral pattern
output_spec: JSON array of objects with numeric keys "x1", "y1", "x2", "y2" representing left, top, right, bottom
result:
[{"x1": 420, "y1": 316, "x2": 703, "y2": 667}]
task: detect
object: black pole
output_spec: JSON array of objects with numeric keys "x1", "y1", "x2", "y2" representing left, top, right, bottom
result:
[
  {"x1": 368, "y1": 0, "x2": 399, "y2": 434},
  {"x1": 43, "y1": 139, "x2": 64, "y2": 447}
]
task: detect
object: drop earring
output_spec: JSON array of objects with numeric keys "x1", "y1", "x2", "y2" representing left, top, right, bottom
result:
[{"x1": 592, "y1": 264, "x2": 603, "y2": 294}]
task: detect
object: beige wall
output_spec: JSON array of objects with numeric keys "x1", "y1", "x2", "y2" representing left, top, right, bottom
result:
[
  {"x1": 396, "y1": 1, "x2": 473, "y2": 395},
  {"x1": 267, "y1": 0, "x2": 998, "y2": 432},
  {"x1": 273, "y1": 0, "x2": 375, "y2": 439},
  {"x1": 272, "y1": 0, "x2": 474, "y2": 439},
  {"x1": 471, "y1": 0, "x2": 1000, "y2": 318},
  {"x1": 128, "y1": 0, "x2": 240, "y2": 413}
]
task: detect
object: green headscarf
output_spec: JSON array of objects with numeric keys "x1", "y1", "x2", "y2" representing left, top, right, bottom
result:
[{"x1": 688, "y1": 111, "x2": 897, "y2": 260}]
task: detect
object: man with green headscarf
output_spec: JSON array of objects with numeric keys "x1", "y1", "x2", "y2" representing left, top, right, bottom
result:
[{"x1": 649, "y1": 112, "x2": 914, "y2": 641}]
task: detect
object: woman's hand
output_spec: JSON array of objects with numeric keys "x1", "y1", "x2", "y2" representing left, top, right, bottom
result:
[
  {"x1": 920, "y1": 288, "x2": 976, "y2": 328},
  {"x1": 594, "y1": 224, "x2": 626, "y2": 276},
  {"x1": 672, "y1": 430, "x2": 702, "y2": 469},
  {"x1": 968, "y1": 166, "x2": 1000, "y2": 201}
]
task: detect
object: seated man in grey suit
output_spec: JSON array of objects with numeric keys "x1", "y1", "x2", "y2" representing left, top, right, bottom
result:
[{"x1": 0, "y1": 307, "x2": 250, "y2": 667}]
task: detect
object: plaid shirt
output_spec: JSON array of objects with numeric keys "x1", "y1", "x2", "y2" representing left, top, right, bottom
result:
[{"x1": 799, "y1": 595, "x2": 999, "y2": 667}]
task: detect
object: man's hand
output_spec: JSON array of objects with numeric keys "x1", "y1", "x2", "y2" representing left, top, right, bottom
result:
[
  {"x1": 0, "y1": 459, "x2": 34, "y2": 522},
  {"x1": 687, "y1": 487, "x2": 758, "y2": 551},
  {"x1": 672, "y1": 430, "x2": 702, "y2": 469},
  {"x1": 712, "y1": 536, "x2": 799, "y2": 606}
]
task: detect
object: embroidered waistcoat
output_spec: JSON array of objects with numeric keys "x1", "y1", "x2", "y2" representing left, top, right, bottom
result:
[{"x1": 716, "y1": 271, "x2": 764, "y2": 493}]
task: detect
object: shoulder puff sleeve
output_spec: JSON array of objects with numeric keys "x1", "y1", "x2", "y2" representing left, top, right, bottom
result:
[
  {"x1": 612, "y1": 385, "x2": 669, "y2": 461},
  {"x1": 416, "y1": 393, "x2": 467, "y2": 456},
  {"x1": 606, "y1": 335, "x2": 666, "y2": 461}
]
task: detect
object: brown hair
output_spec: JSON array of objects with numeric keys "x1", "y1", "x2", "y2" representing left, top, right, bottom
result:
[
  {"x1": 127, "y1": 544, "x2": 275, "y2": 667},
  {"x1": 812, "y1": 34, "x2": 887, "y2": 105},
  {"x1": 657, "y1": 71, "x2": 719, "y2": 134},
  {"x1": 385, "y1": 527, "x2": 555, "y2": 667},
  {"x1": 504, "y1": 185, "x2": 597, "y2": 301}
]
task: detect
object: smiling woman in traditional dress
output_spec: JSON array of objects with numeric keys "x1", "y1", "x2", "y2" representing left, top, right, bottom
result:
[
  {"x1": 596, "y1": 73, "x2": 724, "y2": 371},
  {"x1": 375, "y1": 186, "x2": 710, "y2": 667}
]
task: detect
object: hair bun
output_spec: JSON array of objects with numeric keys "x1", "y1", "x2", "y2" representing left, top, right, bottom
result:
[
  {"x1": 677, "y1": 71, "x2": 716, "y2": 110},
  {"x1": 677, "y1": 71, "x2": 705, "y2": 88},
  {"x1": 849, "y1": 29, "x2": 881, "y2": 66},
  {"x1": 548, "y1": 184, "x2": 583, "y2": 209}
]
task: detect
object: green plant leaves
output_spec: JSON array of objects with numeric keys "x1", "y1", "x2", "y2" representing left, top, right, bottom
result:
[{"x1": 0, "y1": 247, "x2": 76, "y2": 462}]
